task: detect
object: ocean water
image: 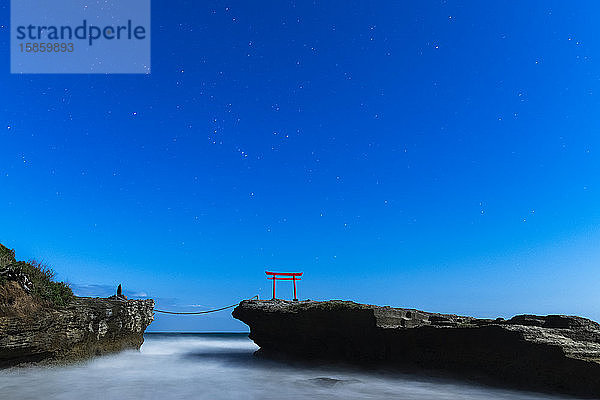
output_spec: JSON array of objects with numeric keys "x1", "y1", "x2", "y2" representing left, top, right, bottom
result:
[{"x1": 0, "y1": 333, "x2": 575, "y2": 400}]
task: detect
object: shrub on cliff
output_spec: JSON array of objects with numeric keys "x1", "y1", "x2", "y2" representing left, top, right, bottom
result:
[
  {"x1": 0, "y1": 243, "x2": 16, "y2": 269},
  {"x1": 19, "y1": 260, "x2": 73, "y2": 307},
  {"x1": 0, "y1": 244, "x2": 73, "y2": 308}
]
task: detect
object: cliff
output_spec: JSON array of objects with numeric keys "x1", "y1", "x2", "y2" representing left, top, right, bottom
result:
[
  {"x1": 0, "y1": 244, "x2": 154, "y2": 367},
  {"x1": 0, "y1": 288, "x2": 154, "y2": 367},
  {"x1": 233, "y1": 299, "x2": 600, "y2": 398}
]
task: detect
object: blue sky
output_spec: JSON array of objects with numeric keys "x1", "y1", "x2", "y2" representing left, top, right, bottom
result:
[{"x1": 1, "y1": 1, "x2": 600, "y2": 331}]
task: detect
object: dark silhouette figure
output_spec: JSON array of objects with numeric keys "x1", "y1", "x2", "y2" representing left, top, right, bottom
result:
[{"x1": 116, "y1": 284, "x2": 127, "y2": 300}]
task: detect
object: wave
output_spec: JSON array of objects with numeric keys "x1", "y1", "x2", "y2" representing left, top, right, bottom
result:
[{"x1": 0, "y1": 334, "x2": 574, "y2": 400}]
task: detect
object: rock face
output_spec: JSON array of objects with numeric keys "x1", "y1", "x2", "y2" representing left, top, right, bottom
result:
[
  {"x1": 0, "y1": 242, "x2": 154, "y2": 367},
  {"x1": 233, "y1": 300, "x2": 600, "y2": 398},
  {"x1": 0, "y1": 294, "x2": 154, "y2": 367}
]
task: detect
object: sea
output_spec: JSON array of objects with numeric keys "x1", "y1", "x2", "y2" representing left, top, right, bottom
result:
[{"x1": 0, "y1": 333, "x2": 576, "y2": 400}]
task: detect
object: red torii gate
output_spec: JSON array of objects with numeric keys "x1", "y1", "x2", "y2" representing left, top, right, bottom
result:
[{"x1": 266, "y1": 271, "x2": 303, "y2": 301}]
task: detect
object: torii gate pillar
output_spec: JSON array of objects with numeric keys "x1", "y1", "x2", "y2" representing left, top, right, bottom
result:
[{"x1": 265, "y1": 271, "x2": 303, "y2": 301}]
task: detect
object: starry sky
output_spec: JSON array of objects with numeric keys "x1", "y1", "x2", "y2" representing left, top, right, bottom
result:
[{"x1": 1, "y1": 1, "x2": 600, "y2": 332}]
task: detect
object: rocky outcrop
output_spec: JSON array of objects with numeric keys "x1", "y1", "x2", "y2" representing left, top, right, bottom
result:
[
  {"x1": 233, "y1": 300, "x2": 600, "y2": 398},
  {"x1": 0, "y1": 292, "x2": 154, "y2": 367},
  {"x1": 0, "y1": 243, "x2": 154, "y2": 366}
]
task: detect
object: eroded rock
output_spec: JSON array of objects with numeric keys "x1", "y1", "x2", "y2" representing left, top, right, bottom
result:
[
  {"x1": 0, "y1": 295, "x2": 154, "y2": 367},
  {"x1": 233, "y1": 299, "x2": 600, "y2": 398}
]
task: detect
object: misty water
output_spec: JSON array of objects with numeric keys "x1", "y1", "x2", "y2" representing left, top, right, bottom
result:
[{"x1": 0, "y1": 333, "x2": 576, "y2": 400}]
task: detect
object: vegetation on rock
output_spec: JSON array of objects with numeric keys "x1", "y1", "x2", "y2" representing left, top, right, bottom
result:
[
  {"x1": 0, "y1": 244, "x2": 73, "y2": 308},
  {"x1": 0, "y1": 243, "x2": 16, "y2": 269}
]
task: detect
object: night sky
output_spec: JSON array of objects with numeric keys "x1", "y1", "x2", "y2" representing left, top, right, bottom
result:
[{"x1": 1, "y1": 1, "x2": 600, "y2": 331}]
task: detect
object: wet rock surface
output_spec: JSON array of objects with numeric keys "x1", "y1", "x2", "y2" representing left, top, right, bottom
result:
[{"x1": 233, "y1": 299, "x2": 600, "y2": 398}]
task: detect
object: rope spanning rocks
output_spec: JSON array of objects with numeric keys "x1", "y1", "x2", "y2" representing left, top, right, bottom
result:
[
  {"x1": 233, "y1": 300, "x2": 600, "y2": 398},
  {"x1": 154, "y1": 295, "x2": 258, "y2": 314}
]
